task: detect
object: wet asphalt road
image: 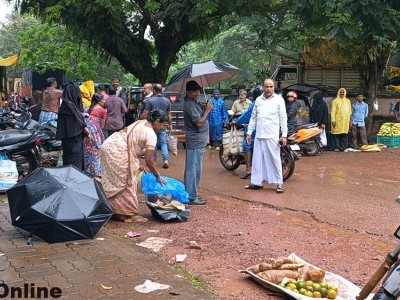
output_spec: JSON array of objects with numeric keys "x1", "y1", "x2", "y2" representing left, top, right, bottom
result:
[{"x1": 163, "y1": 147, "x2": 400, "y2": 238}]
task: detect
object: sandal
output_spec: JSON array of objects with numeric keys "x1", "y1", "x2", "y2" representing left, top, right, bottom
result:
[
  {"x1": 240, "y1": 172, "x2": 251, "y2": 179},
  {"x1": 245, "y1": 184, "x2": 263, "y2": 190},
  {"x1": 276, "y1": 185, "x2": 284, "y2": 193}
]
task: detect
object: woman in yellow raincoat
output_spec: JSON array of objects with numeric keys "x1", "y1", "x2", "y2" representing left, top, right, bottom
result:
[{"x1": 331, "y1": 88, "x2": 352, "y2": 151}]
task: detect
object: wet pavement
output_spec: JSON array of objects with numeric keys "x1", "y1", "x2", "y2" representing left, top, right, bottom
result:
[{"x1": 0, "y1": 194, "x2": 212, "y2": 299}]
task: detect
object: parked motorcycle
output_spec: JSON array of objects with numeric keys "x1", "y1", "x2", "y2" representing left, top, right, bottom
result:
[
  {"x1": 219, "y1": 141, "x2": 296, "y2": 181},
  {"x1": 288, "y1": 122, "x2": 322, "y2": 156},
  {"x1": 0, "y1": 111, "x2": 61, "y2": 178},
  {"x1": 0, "y1": 129, "x2": 40, "y2": 177},
  {"x1": 357, "y1": 198, "x2": 400, "y2": 299},
  {"x1": 0, "y1": 108, "x2": 36, "y2": 130}
]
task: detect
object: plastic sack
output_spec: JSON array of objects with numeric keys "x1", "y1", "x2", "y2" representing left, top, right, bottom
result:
[
  {"x1": 0, "y1": 153, "x2": 18, "y2": 191},
  {"x1": 223, "y1": 125, "x2": 244, "y2": 155},
  {"x1": 146, "y1": 196, "x2": 190, "y2": 222},
  {"x1": 141, "y1": 173, "x2": 189, "y2": 203},
  {"x1": 319, "y1": 128, "x2": 327, "y2": 147}
]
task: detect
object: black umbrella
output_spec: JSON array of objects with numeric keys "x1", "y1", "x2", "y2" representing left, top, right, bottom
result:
[
  {"x1": 165, "y1": 60, "x2": 240, "y2": 91},
  {"x1": 6, "y1": 165, "x2": 113, "y2": 243}
]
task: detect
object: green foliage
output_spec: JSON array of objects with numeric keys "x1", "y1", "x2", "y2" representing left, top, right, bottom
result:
[
  {"x1": 0, "y1": 13, "x2": 131, "y2": 84},
  {"x1": 286, "y1": 0, "x2": 400, "y2": 96},
  {"x1": 10, "y1": 0, "x2": 280, "y2": 84}
]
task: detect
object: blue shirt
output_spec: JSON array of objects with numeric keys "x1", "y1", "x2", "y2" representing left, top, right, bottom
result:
[
  {"x1": 352, "y1": 101, "x2": 368, "y2": 127},
  {"x1": 207, "y1": 97, "x2": 228, "y2": 126}
]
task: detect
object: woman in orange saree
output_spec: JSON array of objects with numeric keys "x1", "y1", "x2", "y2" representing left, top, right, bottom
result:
[{"x1": 100, "y1": 109, "x2": 168, "y2": 222}]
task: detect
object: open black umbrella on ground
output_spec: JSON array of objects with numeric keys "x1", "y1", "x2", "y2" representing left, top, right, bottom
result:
[
  {"x1": 6, "y1": 165, "x2": 113, "y2": 243},
  {"x1": 165, "y1": 60, "x2": 240, "y2": 92}
]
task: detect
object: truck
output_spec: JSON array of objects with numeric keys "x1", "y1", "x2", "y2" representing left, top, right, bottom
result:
[
  {"x1": 272, "y1": 64, "x2": 362, "y2": 92},
  {"x1": 271, "y1": 44, "x2": 400, "y2": 120}
]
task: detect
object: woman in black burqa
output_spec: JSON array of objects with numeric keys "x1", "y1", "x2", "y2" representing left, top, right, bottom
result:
[
  {"x1": 56, "y1": 82, "x2": 88, "y2": 170},
  {"x1": 309, "y1": 92, "x2": 331, "y2": 150}
]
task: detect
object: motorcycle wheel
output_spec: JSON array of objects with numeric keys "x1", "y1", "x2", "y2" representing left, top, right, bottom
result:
[
  {"x1": 371, "y1": 287, "x2": 397, "y2": 300},
  {"x1": 281, "y1": 147, "x2": 295, "y2": 181},
  {"x1": 14, "y1": 152, "x2": 38, "y2": 179},
  {"x1": 302, "y1": 139, "x2": 320, "y2": 156},
  {"x1": 219, "y1": 146, "x2": 242, "y2": 171}
]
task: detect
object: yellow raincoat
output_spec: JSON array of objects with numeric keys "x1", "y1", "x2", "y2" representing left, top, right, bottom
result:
[
  {"x1": 331, "y1": 88, "x2": 352, "y2": 134},
  {"x1": 80, "y1": 80, "x2": 95, "y2": 110}
]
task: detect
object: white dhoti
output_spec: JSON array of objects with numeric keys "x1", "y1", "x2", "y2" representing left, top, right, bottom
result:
[{"x1": 250, "y1": 138, "x2": 283, "y2": 186}]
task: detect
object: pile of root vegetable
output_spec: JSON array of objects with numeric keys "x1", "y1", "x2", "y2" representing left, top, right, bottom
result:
[{"x1": 247, "y1": 257, "x2": 339, "y2": 299}]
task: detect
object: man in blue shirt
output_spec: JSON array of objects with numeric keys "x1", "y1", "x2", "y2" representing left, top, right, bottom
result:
[
  {"x1": 207, "y1": 89, "x2": 228, "y2": 150},
  {"x1": 351, "y1": 94, "x2": 369, "y2": 147}
]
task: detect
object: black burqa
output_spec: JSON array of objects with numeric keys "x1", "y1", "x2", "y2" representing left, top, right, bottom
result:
[
  {"x1": 309, "y1": 93, "x2": 329, "y2": 126},
  {"x1": 56, "y1": 82, "x2": 85, "y2": 170}
]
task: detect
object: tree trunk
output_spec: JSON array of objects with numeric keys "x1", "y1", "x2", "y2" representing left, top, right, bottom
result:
[{"x1": 365, "y1": 47, "x2": 391, "y2": 135}]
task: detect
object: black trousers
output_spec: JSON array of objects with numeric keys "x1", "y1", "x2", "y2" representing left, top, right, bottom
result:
[
  {"x1": 333, "y1": 134, "x2": 348, "y2": 151},
  {"x1": 62, "y1": 134, "x2": 84, "y2": 171}
]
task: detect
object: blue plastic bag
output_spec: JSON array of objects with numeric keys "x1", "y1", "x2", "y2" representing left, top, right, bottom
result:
[{"x1": 141, "y1": 174, "x2": 189, "y2": 203}]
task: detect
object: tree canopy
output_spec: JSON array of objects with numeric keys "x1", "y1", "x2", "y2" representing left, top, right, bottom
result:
[
  {"x1": 9, "y1": 0, "x2": 276, "y2": 85},
  {"x1": 288, "y1": 0, "x2": 400, "y2": 96},
  {"x1": 0, "y1": 13, "x2": 129, "y2": 83}
]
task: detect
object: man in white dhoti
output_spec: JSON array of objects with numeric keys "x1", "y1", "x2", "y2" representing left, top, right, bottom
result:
[{"x1": 245, "y1": 78, "x2": 288, "y2": 193}]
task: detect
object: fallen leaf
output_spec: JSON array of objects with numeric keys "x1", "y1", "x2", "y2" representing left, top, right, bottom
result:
[{"x1": 100, "y1": 283, "x2": 112, "y2": 290}]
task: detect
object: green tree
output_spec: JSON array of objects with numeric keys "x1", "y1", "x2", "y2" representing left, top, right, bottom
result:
[
  {"x1": 8, "y1": 0, "x2": 278, "y2": 84},
  {"x1": 0, "y1": 13, "x2": 131, "y2": 83},
  {"x1": 289, "y1": 0, "x2": 400, "y2": 98}
]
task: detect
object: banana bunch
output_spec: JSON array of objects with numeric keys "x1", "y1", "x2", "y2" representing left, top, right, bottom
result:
[
  {"x1": 360, "y1": 144, "x2": 381, "y2": 152},
  {"x1": 377, "y1": 123, "x2": 400, "y2": 136}
]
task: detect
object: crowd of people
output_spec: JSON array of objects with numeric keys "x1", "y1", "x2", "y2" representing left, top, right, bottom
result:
[{"x1": 26, "y1": 75, "x2": 375, "y2": 222}]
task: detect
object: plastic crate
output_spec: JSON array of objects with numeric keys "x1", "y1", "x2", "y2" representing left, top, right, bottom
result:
[{"x1": 376, "y1": 135, "x2": 400, "y2": 147}]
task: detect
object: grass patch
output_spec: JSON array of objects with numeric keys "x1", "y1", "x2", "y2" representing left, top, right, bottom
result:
[{"x1": 171, "y1": 265, "x2": 217, "y2": 297}]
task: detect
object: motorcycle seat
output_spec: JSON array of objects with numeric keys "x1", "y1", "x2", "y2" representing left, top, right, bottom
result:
[
  {"x1": 295, "y1": 123, "x2": 319, "y2": 130},
  {"x1": 0, "y1": 129, "x2": 34, "y2": 147}
]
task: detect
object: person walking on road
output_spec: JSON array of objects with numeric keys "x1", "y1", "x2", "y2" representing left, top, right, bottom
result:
[
  {"x1": 331, "y1": 88, "x2": 352, "y2": 151},
  {"x1": 183, "y1": 80, "x2": 213, "y2": 205},
  {"x1": 207, "y1": 89, "x2": 228, "y2": 150},
  {"x1": 141, "y1": 83, "x2": 172, "y2": 168},
  {"x1": 245, "y1": 78, "x2": 287, "y2": 193},
  {"x1": 105, "y1": 86, "x2": 127, "y2": 138},
  {"x1": 351, "y1": 94, "x2": 369, "y2": 147}
]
